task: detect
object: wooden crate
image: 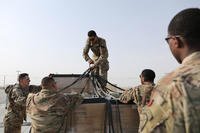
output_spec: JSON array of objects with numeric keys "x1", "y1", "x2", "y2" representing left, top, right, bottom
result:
[{"x1": 66, "y1": 99, "x2": 139, "y2": 133}]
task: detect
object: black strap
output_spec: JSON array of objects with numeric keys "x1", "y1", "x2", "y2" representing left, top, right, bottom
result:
[
  {"x1": 57, "y1": 68, "x2": 91, "y2": 93},
  {"x1": 107, "y1": 100, "x2": 115, "y2": 133},
  {"x1": 94, "y1": 74, "x2": 125, "y2": 91},
  {"x1": 115, "y1": 100, "x2": 123, "y2": 133}
]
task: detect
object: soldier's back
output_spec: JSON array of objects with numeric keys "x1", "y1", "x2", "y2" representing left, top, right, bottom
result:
[{"x1": 140, "y1": 52, "x2": 200, "y2": 133}]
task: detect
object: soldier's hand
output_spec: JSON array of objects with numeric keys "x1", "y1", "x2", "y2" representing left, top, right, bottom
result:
[
  {"x1": 87, "y1": 59, "x2": 94, "y2": 64},
  {"x1": 89, "y1": 64, "x2": 95, "y2": 70},
  {"x1": 119, "y1": 95, "x2": 128, "y2": 103}
]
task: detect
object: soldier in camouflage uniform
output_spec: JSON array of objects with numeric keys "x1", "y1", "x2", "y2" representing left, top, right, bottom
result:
[
  {"x1": 120, "y1": 69, "x2": 155, "y2": 112},
  {"x1": 4, "y1": 73, "x2": 41, "y2": 133},
  {"x1": 83, "y1": 30, "x2": 109, "y2": 87},
  {"x1": 26, "y1": 76, "x2": 83, "y2": 133},
  {"x1": 140, "y1": 8, "x2": 200, "y2": 133}
]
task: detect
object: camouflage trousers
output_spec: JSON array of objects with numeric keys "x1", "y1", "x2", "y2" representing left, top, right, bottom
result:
[
  {"x1": 4, "y1": 112, "x2": 23, "y2": 133},
  {"x1": 4, "y1": 124, "x2": 21, "y2": 133},
  {"x1": 92, "y1": 61, "x2": 109, "y2": 87}
]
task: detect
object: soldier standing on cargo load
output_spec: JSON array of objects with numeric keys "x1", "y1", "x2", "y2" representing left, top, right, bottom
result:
[
  {"x1": 4, "y1": 73, "x2": 41, "y2": 133},
  {"x1": 26, "y1": 76, "x2": 83, "y2": 133},
  {"x1": 83, "y1": 30, "x2": 109, "y2": 88},
  {"x1": 120, "y1": 69, "x2": 155, "y2": 112},
  {"x1": 140, "y1": 8, "x2": 200, "y2": 133}
]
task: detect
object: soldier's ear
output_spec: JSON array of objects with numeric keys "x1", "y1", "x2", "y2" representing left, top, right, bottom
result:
[
  {"x1": 174, "y1": 37, "x2": 184, "y2": 48},
  {"x1": 52, "y1": 82, "x2": 57, "y2": 90}
]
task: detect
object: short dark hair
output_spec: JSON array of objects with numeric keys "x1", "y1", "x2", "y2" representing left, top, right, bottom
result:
[
  {"x1": 88, "y1": 30, "x2": 97, "y2": 37},
  {"x1": 141, "y1": 69, "x2": 155, "y2": 82},
  {"x1": 18, "y1": 73, "x2": 29, "y2": 81},
  {"x1": 168, "y1": 8, "x2": 200, "y2": 46},
  {"x1": 41, "y1": 77, "x2": 55, "y2": 88}
]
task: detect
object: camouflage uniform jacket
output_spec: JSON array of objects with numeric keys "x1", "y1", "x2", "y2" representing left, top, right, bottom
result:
[
  {"x1": 26, "y1": 89, "x2": 83, "y2": 133},
  {"x1": 83, "y1": 37, "x2": 109, "y2": 67},
  {"x1": 4, "y1": 84, "x2": 41, "y2": 126},
  {"x1": 140, "y1": 52, "x2": 200, "y2": 133},
  {"x1": 120, "y1": 83, "x2": 154, "y2": 107}
]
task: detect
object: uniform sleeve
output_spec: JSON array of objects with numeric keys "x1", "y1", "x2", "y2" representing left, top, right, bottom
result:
[
  {"x1": 139, "y1": 88, "x2": 169, "y2": 133},
  {"x1": 169, "y1": 83, "x2": 186, "y2": 133},
  {"x1": 119, "y1": 88, "x2": 135, "y2": 103},
  {"x1": 11, "y1": 88, "x2": 27, "y2": 106},
  {"x1": 83, "y1": 40, "x2": 92, "y2": 62},
  {"x1": 141, "y1": 86, "x2": 153, "y2": 107},
  {"x1": 170, "y1": 80, "x2": 200, "y2": 133},
  {"x1": 26, "y1": 93, "x2": 35, "y2": 114},
  {"x1": 94, "y1": 39, "x2": 108, "y2": 67},
  {"x1": 29, "y1": 85, "x2": 42, "y2": 93}
]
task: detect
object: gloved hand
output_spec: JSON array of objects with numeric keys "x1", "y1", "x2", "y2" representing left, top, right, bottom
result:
[
  {"x1": 87, "y1": 59, "x2": 94, "y2": 64},
  {"x1": 89, "y1": 64, "x2": 95, "y2": 70}
]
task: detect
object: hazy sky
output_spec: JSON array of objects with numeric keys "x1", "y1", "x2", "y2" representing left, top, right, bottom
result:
[{"x1": 0, "y1": 0, "x2": 199, "y2": 87}]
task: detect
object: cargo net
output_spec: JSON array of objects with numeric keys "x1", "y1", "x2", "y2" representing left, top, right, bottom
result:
[{"x1": 56, "y1": 69, "x2": 125, "y2": 99}]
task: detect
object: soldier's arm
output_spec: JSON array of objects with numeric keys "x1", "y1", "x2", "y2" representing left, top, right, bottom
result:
[
  {"x1": 170, "y1": 81, "x2": 191, "y2": 133},
  {"x1": 141, "y1": 87, "x2": 154, "y2": 107},
  {"x1": 141, "y1": 93, "x2": 147, "y2": 107},
  {"x1": 94, "y1": 39, "x2": 108, "y2": 67},
  {"x1": 11, "y1": 88, "x2": 27, "y2": 106},
  {"x1": 26, "y1": 93, "x2": 35, "y2": 114},
  {"x1": 29, "y1": 85, "x2": 42, "y2": 93},
  {"x1": 83, "y1": 40, "x2": 92, "y2": 62},
  {"x1": 139, "y1": 88, "x2": 169, "y2": 133},
  {"x1": 119, "y1": 88, "x2": 135, "y2": 103}
]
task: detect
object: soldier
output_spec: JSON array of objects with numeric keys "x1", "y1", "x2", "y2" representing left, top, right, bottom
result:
[
  {"x1": 4, "y1": 73, "x2": 41, "y2": 133},
  {"x1": 26, "y1": 76, "x2": 83, "y2": 133},
  {"x1": 120, "y1": 69, "x2": 155, "y2": 112},
  {"x1": 140, "y1": 8, "x2": 200, "y2": 133},
  {"x1": 83, "y1": 30, "x2": 109, "y2": 88}
]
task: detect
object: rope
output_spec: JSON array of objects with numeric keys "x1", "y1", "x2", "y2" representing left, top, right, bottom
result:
[
  {"x1": 88, "y1": 74, "x2": 121, "y2": 99},
  {"x1": 94, "y1": 74, "x2": 125, "y2": 91},
  {"x1": 90, "y1": 74, "x2": 118, "y2": 99},
  {"x1": 57, "y1": 68, "x2": 91, "y2": 93},
  {"x1": 105, "y1": 86, "x2": 117, "y2": 93},
  {"x1": 104, "y1": 102, "x2": 108, "y2": 133},
  {"x1": 107, "y1": 100, "x2": 115, "y2": 133},
  {"x1": 104, "y1": 100, "x2": 123, "y2": 133},
  {"x1": 90, "y1": 74, "x2": 105, "y2": 97},
  {"x1": 115, "y1": 100, "x2": 123, "y2": 133},
  {"x1": 80, "y1": 77, "x2": 90, "y2": 94},
  {"x1": 56, "y1": 68, "x2": 124, "y2": 97}
]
